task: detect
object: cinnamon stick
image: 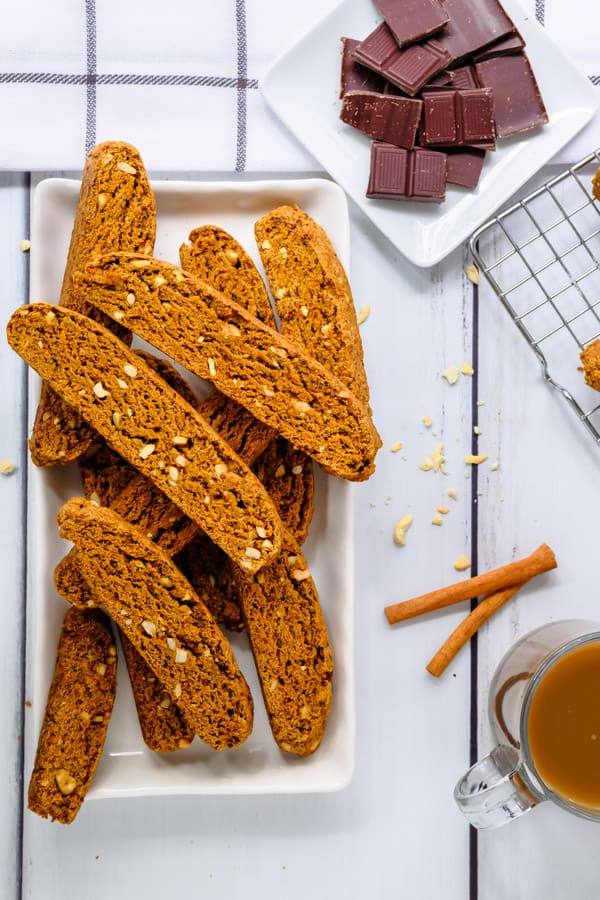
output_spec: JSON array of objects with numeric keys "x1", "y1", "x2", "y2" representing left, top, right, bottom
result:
[
  {"x1": 426, "y1": 582, "x2": 525, "y2": 677},
  {"x1": 384, "y1": 543, "x2": 556, "y2": 625}
]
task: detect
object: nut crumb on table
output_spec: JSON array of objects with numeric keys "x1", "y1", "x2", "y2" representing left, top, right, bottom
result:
[{"x1": 0, "y1": 459, "x2": 16, "y2": 475}]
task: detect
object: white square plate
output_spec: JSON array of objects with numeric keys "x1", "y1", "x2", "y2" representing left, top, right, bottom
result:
[
  {"x1": 261, "y1": 0, "x2": 599, "y2": 267},
  {"x1": 26, "y1": 176, "x2": 355, "y2": 799}
]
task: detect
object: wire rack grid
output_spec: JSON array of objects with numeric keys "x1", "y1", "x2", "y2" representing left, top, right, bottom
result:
[{"x1": 469, "y1": 148, "x2": 600, "y2": 446}]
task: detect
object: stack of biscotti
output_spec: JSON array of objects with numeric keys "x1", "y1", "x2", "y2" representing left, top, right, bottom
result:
[{"x1": 7, "y1": 143, "x2": 380, "y2": 820}]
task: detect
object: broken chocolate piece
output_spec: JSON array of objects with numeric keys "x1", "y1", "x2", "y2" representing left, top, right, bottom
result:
[
  {"x1": 340, "y1": 91, "x2": 422, "y2": 149},
  {"x1": 444, "y1": 65, "x2": 478, "y2": 91},
  {"x1": 340, "y1": 37, "x2": 387, "y2": 99},
  {"x1": 436, "y1": 0, "x2": 516, "y2": 63},
  {"x1": 445, "y1": 148, "x2": 487, "y2": 188},
  {"x1": 475, "y1": 52, "x2": 548, "y2": 139},
  {"x1": 473, "y1": 30, "x2": 526, "y2": 61},
  {"x1": 420, "y1": 89, "x2": 495, "y2": 147},
  {"x1": 374, "y1": 0, "x2": 449, "y2": 48},
  {"x1": 354, "y1": 23, "x2": 451, "y2": 96},
  {"x1": 367, "y1": 142, "x2": 447, "y2": 202}
]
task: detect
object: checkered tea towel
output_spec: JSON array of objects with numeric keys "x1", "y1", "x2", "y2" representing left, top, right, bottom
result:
[{"x1": 0, "y1": 0, "x2": 597, "y2": 172}]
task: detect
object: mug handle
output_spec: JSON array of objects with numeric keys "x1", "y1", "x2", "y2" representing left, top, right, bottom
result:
[{"x1": 454, "y1": 745, "x2": 540, "y2": 829}]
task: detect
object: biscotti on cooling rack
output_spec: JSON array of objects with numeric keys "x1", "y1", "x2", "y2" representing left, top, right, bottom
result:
[
  {"x1": 29, "y1": 141, "x2": 156, "y2": 469},
  {"x1": 56, "y1": 498, "x2": 254, "y2": 750},
  {"x1": 71, "y1": 252, "x2": 381, "y2": 481},
  {"x1": 7, "y1": 303, "x2": 283, "y2": 573},
  {"x1": 27, "y1": 607, "x2": 117, "y2": 824}
]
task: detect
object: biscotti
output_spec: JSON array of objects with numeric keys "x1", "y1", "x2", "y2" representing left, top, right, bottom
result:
[
  {"x1": 72, "y1": 253, "x2": 381, "y2": 481},
  {"x1": 180, "y1": 225, "x2": 274, "y2": 324},
  {"x1": 234, "y1": 529, "x2": 333, "y2": 756},
  {"x1": 29, "y1": 141, "x2": 156, "y2": 469},
  {"x1": 27, "y1": 607, "x2": 117, "y2": 824},
  {"x1": 57, "y1": 497, "x2": 254, "y2": 750},
  {"x1": 255, "y1": 204, "x2": 371, "y2": 407},
  {"x1": 253, "y1": 437, "x2": 315, "y2": 544},
  {"x1": 55, "y1": 548, "x2": 194, "y2": 752},
  {"x1": 177, "y1": 532, "x2": 244, "y2": 632},
  {"x1": 7, "y1": 303, "x2": 283, "y2": 573}
]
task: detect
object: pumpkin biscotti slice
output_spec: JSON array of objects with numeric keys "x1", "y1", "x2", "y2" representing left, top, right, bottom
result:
[
  {"x1": 7, "y1": 303, "x2": 282, "y2": 573},
  {"x1": 255, "y1": 204, "x2": 371, "y2": 409},
  {"x1": 29, "y1": 141, "x2": 156, "y2": 469},
  {"x1": 55, "y1": 549, "x2": 195, "y2": 753},
  {"x1": 28, "y1": 606, "x2": 117, "y2": 824},
  {"x1": 56, "y1": 498, "x2": 254, "y2": 750},
  {"x1": 73, "y1": 252, "x2": 381, "y2": 481},
  {"x1": 233, "y1": 529, "x2": 334, "y2": 757}
]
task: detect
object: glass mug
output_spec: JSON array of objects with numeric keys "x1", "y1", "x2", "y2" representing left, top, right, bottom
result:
[{"x1": 455, "y1": 619, "x2": 600, "y2": 829}]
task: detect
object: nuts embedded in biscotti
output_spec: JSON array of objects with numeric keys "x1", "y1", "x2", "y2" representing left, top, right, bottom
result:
[
  {"x1": 117, "y1": 378, "x2": 128, "y2": 389},
  {"x1": 292, "y1": 401, "x2": 311, "y2": 415},
  {"x1": 173, "y1": 683, "x2": 182, "y2": 698},
  {"x1": 172, "y1": 435, "x2": 188, "y2": 446},
  {"x1": 55, "y1": 769, "x2": 77, "y2": 795},
  {"x1": 113, "y1": 310, "x2": 124, "y2": 322},
  {"x1": 153, "y1": 275, "x2": 166, "y2": 288},
  {"x1": 112, "y1": 411, "x2": 121, "y2": 428},
  {"x1": 291, "y1": 568, "x2": 310, "y2": 581},
  {"x1": 93, "y1": 382, "x2": 109, "y2": 399},
  {"x1": 95, "y1": 663, "x2": 107, "y2": 676},
  {"x1": 214, "y1": 463, "x2": 228, "y2": 478},
  {"x1": 174, "y1": 648, "x2": 187, "y2": 664},
  {"x1": 207, "y1": 358, "x2": 217, "y2": 377},
  {"x1": 139, "y1": 443, "x2": 156, "y2": 460},
  {"x1": 123, "y1": 363, "x2": 138, "y2": 378},
  {"x1": 256, "y1": 525, "x2": 267, "y2": 539},
  {"x1": 174, "y1": 455, "x2": 186, "y2": 467},
  {"x1": 159, "y1": 576, "x2": 173, "y2": 588},
  {"x1": 168, "y1": 466, "x2": 179, "y2": 482},
  {"x1": 126, "y1": 292, "x2": 136, "y2": 306},
  {"x1": 245, "y1": 547, "x2": 261, "y2": 560},
  {"x1": 117, "y1": 161, "x2": 137, "y2": 175},
  {"x1": 141, "y1": 620, "x2": 156, "y2": 637},
  {"x1": 225, "y1": 249, "x2": 239, "y2": 264}
]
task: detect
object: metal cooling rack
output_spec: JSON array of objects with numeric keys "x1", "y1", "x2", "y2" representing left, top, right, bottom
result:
[{"x1": 469, "y1": 148, "x2": 600, "y2": 445}]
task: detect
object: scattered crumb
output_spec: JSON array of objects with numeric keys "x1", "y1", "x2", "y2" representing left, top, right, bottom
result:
[
  {"x1": 356, "y1": 304, "x2": 370, "y2": 325},
  {"x1": 369, "y1": 502, "x2": 376, "y2": 508},
  {"x1": 453, "y1": 555, "x2": 471, "y2": 572},
  {"x1": 422, "y1": 415, "x2": 433, "y2": 427},
  {"x1": 432, "y1": 513, "x2": 443, "y2": 526},
  {"x1": 490, "y1": 461, "x2": 499, "y2": 471},
  {"x1": 19, "y1": 239, "x2": 31, "y2": 252},
  {"x1": 393, "y1": 514, "x2": 413, "y2": 546},
  {"x1": 464, "y1": 263, "x2": 480, "y2": 285},
  {"x1": 419, "y1": 443, "x2": 446, "y2": 472},
  {"x1": 461, "y1": 361, "x2": 475, "y2": 376},
  {"x1": 441, "y1": 365, "x2": 461, "y2": 385},
  {"x1": 464, "y1": 454, "x2": 488, "y2": 465},
  {"x1": 447, "y1": 487, "x2": 458, "y2": 500},
  {"x1": 25, "y1": 700, "x2": 31, "y2": 708},
  {"x1": 473, "y1": 426, "x2": 481, "y2": 435},
  {"x1": 390, "y1": 441, "x2": 403, "y2": 453},
  {"x1": 437, "y1": 505, "x2": 450, "y2": 515},
  {"x1": 476, "y1": 399, "x2": 485, "y2": 407},
  {"x1": 0, "y1": 459, "x2": 16, "y2": 475}
]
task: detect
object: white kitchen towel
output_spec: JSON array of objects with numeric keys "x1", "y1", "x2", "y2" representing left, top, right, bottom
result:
[{"x1": 0, "y1": 0, "x2": 598, "y2": 172}]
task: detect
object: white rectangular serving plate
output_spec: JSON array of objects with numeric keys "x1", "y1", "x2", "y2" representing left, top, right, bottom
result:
[
  {"x1": 25, "y1": 176, "x2": 355, "y2": 798},
  {"x1": 261, "y1": 0, "x2": 599, "y2": 267}
]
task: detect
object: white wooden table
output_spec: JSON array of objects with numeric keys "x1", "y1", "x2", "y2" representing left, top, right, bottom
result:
[{"x1": 2, "y1": 162, "x2": 600, "y2": 900}]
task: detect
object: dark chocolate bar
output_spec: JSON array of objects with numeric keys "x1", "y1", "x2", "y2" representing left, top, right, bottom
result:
[
  {"x1": 340, "y1": 37, "x2": 387, "y2": 99},
  {"x1": 367, "y1": 142, "x2": 447, "y2": 202},
  {"x1": 353, "y1": 23, "x2": 451, "y2": 96},
  {"x1": 420, "y1": 88, "x2": 495, "y2": 146},
  {"x1": 374, "y1": 0, "x2": 449, "y2": 47},
  {"x1": 340, "y1": 91, "x2": 422, "y2": 149},
  {"x1": 475, "y1": 52, "x2": 548, "y2": 138},
  {"x1": 473, "y1": 31, "x2": 526, "y2": 61},
  {"x1": 436, "y1": 0, "x2": 516, "y2": 63},
  {"x1": 445, "y1": 148, "x2": 486, "y2": 188}
]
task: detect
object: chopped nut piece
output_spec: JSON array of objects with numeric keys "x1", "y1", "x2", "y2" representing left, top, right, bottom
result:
[
  {"x1": 245, "y1": 547, "x2": 261, "y2": 560},
  {"x1": 19, "y1": 239, "x2": 31, "y2": 252},
  {"x1": 291, "y1": 465, "x2": 303, "y2": 475},
  {"x1": 166, "y1": 637, "x2": 176, "y2": 651},
  {"x1": 490, "y1": 461, "x2": 499, "y2": 472},
  {"x1": 139, "y1": 443, "x2": 156, "y2": 460},
  {"x1": 461, "y1": 361, "x2": 475, "y2": 376},
  {"x1": 159, "y1": 576, "x2": 173, "y2": 588},
  {"x1": 95, "y1": 663, "x2": 107, "y2": 676},
  {"x1": 160, "y1": 698, "x2": 171, "y2": 709},
  {"x1": 300, "y1": 306, "x2": 309, "y2": 317},
  {"x1": 214, "y1": 462, "x2": 228, "y2": 477},
  {"x1": 174, "y1": 648, "x2": 188, "y2": 664},
  {"x1": 93, "y1": 382, "x2": 109, "y2": 399},
  {"x1": 168, "y1": 466, "x2": 179, "y2": 482},
  {"x1": 123, "y1": 363, "x2": 138, "y2": 378},
  {"x1": 275, "y1": 464, "x2": 286, "y2": 478},
  {"x1": 432, "y1": 514, "x2": 443, "y2": 526},
  {"x1": 173, "y1": 683, "x2": 182, "y2": 698},
  {"x1": 153, "y1": 274, "x2": 166, "y2": 288},
  {"x1": 464, "y1": 263, "x2": 480, "y2": 285},
  {"x1": 261, "y1": 240, "x2": 271, "y2": 250},
  {"x1": 453, "y1": 555, "x2": 471, "y2": 572},
  {"x1": 256, "y1": 526, "x2": 267, "y2": 539},
  {"x1": 422, "y1": 416, "x2": 433, "y2": 427},
  {"x1": 476, "y1": 399, "x2": 485, "y2": 407},
  {"x1": 172, "y1": 435, "x2": 188, "y2": 446},
  {"x1": 464, "y1": 454, "x2": 488, "y2": 465},
  {"x1": 447, "y1": 487, "x2": 458, "y2": 500},
  {"x1": 117, "y1": 161, "x2": 137, "y2": 175},
  {"x1": 207, "y1": 358, "x2": 217, "y2": 377},
  {"x1": 393, "y1": 514, "x2": 413, "y2": 546},
  {"x1": 441, "y1": 365, "x2": 460, "y2": 385},
  {"x1": 292, "y1": 568, "x2": 311, "y2": 581},
  {"x1": 141, "y1": 620, "x2": 156, "y2": 637},
  {"x1": 474, "y1": 426, "x2": 481, "y2": 435},
  {"x1": 117, "y1": 378, "x2": 128, "y2": 390},
  {"x1": 89, "y1": 491, "x2": 101, "y2": 507},
  {"x1": 292, "y1": 400, "x2": 311, "y2": 415},
  {"x1": 113, "y1": 310, "x2": 124, "y2": 322},
  {"x1": 55, "y1": 770, "x2": 77, "y2": 795},
  {"x1": 126, "y1": 292, "x2": 136, "y2": 306},
  {"x1": 390, "y1": 441, "x2": 403, "y2": 453},
  {"x1": 0, "y1": 459, "x2": 16, "y2": 475},
  {"x1": 419, "y1": 443, "x2": 446, "y2": 473},
  {"x1": 112, "y1": 411, "x2": 121, "y2": 428},
  {"x1": 175, "y1": 454, "x2": 186, "y2": 467},
  {"x1": 357, "y1": 304, "x2": 370, "y2": 325}
]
